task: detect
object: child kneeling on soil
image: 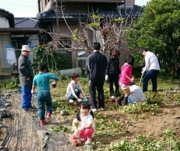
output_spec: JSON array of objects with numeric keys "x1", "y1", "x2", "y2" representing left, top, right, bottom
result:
[
  {"x1": 72, "y1": 103, "x2": 94, "y2": 146},
  {"x1": 32, "y1": 62, "x2": 59, "y2": 125},
  {"x1": 66, "y1": 73, "x2": 87, "y2": 103}
]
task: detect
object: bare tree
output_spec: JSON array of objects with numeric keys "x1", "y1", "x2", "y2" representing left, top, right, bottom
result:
[{"x1": 43, "y1": 1, "x2": 142, "y2": 56}]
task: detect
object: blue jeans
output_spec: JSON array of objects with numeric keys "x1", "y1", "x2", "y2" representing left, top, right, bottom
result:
[
  {"x1": 143, "y1": 70, "x2": 159, "y2": 92},
  {"x1": 36, "y1": 91, "x2": 52, "y2": 120},
  {"x1": 67, "y1": 88, "x2": 81, "y2": 100},
  {"x1": 21, "y1": 86, "x2": 32, "y2": 110}
]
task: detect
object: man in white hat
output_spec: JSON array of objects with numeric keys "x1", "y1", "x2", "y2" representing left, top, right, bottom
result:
[{"x1": 18, "y1": 45, "x2": 34, "y2": 111}]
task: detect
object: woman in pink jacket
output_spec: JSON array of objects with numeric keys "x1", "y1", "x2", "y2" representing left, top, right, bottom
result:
[{"x1": 117, "y1": 55, "x2": 135, "y2": 105}]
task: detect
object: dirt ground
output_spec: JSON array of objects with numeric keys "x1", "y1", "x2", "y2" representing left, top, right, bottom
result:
[
  {"x1": 0, "y1": 93, "x2": 79, "y2": 151},
  {"x1": 103, "y1": 100, "x2": 180, "y2": 140},
  {"x1": 0, "y1": 92, "x2": 180, "y2": 151},
  {"x1": 127, "y1": 103, "x2": 180, "y2": 139}
]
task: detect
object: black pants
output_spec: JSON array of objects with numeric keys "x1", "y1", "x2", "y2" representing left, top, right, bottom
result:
[
  {"x1": 89, "y1": 80, "x2": 105, "y2": 109},
  {"x1": 108, "y1": 74, "x2": 119, "y2": 97}
]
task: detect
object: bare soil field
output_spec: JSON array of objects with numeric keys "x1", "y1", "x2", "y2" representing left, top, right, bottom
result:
[{"x1": 0, "y1": 89, "x2": 180, "y2": 151}]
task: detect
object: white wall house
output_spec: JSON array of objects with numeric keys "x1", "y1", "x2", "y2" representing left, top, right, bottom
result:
[{"x1": 0, "y1": 13, "x2": 12, "y2": 72}]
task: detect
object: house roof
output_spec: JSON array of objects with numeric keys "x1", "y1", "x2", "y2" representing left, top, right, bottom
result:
[
  {"x1": 94, "y1": 5, "x2": 142, "y2": 18},
  {"x1": 0, "y1": 8, "x2": 14, "y2": 27},
  {"x1": 0, "y1": 28, "x2": 42, "y2": 34},
  {"x1": 53, "y1": 0, "x2": 125, "y2": 5},
  {"x1": 0, "y1": 17, "x2": 43, "y2": 34},
  {"x1": 37, "y1": 5, "x2": 142, "y2": 28},
  {"x1": 15, "y1": 18, "x2": 37, "y2": 28}
]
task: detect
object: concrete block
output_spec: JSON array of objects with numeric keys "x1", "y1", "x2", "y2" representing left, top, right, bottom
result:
[{"x1": 60, "y1": 68, "x2": 82, "y2": 76}]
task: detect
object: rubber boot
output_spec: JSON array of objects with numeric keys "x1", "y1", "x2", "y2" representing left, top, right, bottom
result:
[
  {"x1": 124, "y1": 97, "x2": 128, "y2": 106},
  {"x1": 116, "y1": 96, "x2": 124, "y2": 106}
]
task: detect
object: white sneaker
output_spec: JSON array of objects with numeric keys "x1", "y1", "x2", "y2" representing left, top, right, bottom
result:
[
  {"x1": 22, "y1": 109, "x2": 30, "y2": 112},
  {"x1": 69, "y1": 99, "x2": 74, "y2": 103},
  {"x1": 111, "y1": 96, "x2": 115, "y2": 99},
  {"x1": 100, "y1": 108, "x2": 104, "y2": 111},
  {"x1": 91, "y1": 108, "x2": 97, "y2": 112}
]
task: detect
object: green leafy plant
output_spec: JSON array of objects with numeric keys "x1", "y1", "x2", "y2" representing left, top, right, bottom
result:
[
  {"x1": 122, "y1": 102, "x2": 159, "y2": 114},
  {"x1": 114, "y1": 17, "x2": 124, "y2": 23},
  {"x1": 103, "y1": 134, "x2": 180, "y2": 151},
  {"x1": 52, "y1": 100, "x2": 77, "y2": 114},
  {"x1": 127, "y1": 0, "x2": 180, "y2": 78},
  {"x1": 72, "y1": 29, "x2": 79, "y2": 42},
  {"x1": 88, "y1": 14, "x2": 103, "y2": 29},
  {"x1": 95, "y1": 113, "x2": 125, "y2": 135},
  {"x1": 32, "y1": 46, "x2": 71, "y2": 74},
  {"x1": 89, "y1": 22, "x2": 100, "y2": 29},
  {"x1": 5, "y1": 77, "x2": 19, "y2": 89},
  {"x1": 50, "y1": 125, "x2": 71, "y2": 133}
]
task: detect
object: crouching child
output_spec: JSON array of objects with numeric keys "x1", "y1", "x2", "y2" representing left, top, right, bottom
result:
[{"x1": 72, "y1": 103, "x2": 94, "y2": 146}]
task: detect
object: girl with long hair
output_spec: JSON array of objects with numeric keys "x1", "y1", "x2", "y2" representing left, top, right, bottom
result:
[{"x1": 71, "y1": 103, "x2": 94, "y2": 146}]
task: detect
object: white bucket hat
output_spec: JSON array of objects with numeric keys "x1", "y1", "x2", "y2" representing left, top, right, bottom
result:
[{"x1": 21, "y1": 45, "x2": 31, "y2": 51}]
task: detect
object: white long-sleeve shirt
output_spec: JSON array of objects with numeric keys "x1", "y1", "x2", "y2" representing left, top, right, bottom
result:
[
  {"x1": 73, "y1": 114, "x2": 94, "y2": 129},
  {"x1": 66, "y1": 80, "x2": 85, "y2": 99},
  {"x1": 143, "y1": 51, "x2": 160, "y2": 71}
]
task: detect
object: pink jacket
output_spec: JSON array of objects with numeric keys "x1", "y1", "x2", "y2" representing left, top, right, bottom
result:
[{"x1": 119, "y1": 63, "x2": 132, "y2": 85}]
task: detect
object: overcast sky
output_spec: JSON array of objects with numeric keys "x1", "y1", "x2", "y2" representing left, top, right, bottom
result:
[
  {"x1": 136, "y1": 0, "x2": 151, "y2": 6},
  {"x1": 0, "y1": 0, "x2": 151, "y2": 17}
]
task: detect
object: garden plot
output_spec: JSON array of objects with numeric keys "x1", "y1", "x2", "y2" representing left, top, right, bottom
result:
[{"x1": 0, "y1": 78, "x2": 180, "y2": 151}]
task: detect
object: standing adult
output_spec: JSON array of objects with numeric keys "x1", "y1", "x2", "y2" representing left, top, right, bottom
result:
[
  {"x1": 87, "y1": 42, "x2": 107, "y2": 112},
  {"x1": 141, "y1": 48, "x2": 160, "y2": 92},
  {"x1": 118, "y1": 55, "x2": 135, "y2": 105},
  {"x1": 106, "y1": 50, "x2": 120, "y2": 99},
  {"x1": 18, "y1": 45, "x2": 34, "y2": 111}
]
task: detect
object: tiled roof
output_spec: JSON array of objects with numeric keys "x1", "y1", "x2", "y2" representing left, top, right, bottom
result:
[
  {"x1": 15, "y1": 18, "x2": 37, "y2": 28},
  {"x1": 0, "y1": 8, "x2": 14, "y2": 27},
  {"x1": 37, "y1": 5, "x2": 142, "y2": 28},
  {"x1": 117, "y1": 5, "x2": 142, "y2": 17}
]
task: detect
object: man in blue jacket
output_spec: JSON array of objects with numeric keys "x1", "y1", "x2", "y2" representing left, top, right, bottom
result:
[{"x1": 87, "y1": 42, "x2": 107, "y2": 112}]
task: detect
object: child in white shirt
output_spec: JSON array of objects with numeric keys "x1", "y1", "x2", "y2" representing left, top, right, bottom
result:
[
  {"x1": 66, "y1": 73, "x2": 86, "y2": 103},
  {"x1": 72, "y1": 103, "x2": 94, "y2": 146}
]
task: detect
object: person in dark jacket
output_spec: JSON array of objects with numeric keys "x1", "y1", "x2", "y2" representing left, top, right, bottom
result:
[
  {"x1": 106, "y1": 50, "x2": 120, "y2": 99},
  {"x1": 87, "y1": 42, "x2": 107, "y2": 112},
  {"x1": 18, "y1": 45, "x2": 34, "y2": 111}
]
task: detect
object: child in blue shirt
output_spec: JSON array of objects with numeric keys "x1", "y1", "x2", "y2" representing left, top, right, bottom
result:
[{"x1": 32, "y1": 62, "x2": 59, "y2": 125}]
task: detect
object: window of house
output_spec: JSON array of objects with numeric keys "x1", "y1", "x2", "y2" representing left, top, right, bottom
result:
[
  {"x1": 0, "y1": 16, "x2": 10, "y2": 28},
  {"x1": 59, "y1": 38, "x2": 71, "y2": 49}
]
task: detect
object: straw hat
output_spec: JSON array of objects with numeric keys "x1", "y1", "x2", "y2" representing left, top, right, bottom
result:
[{"x1": 21, "y1": 45, "x2": 31, "y2": 51}]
